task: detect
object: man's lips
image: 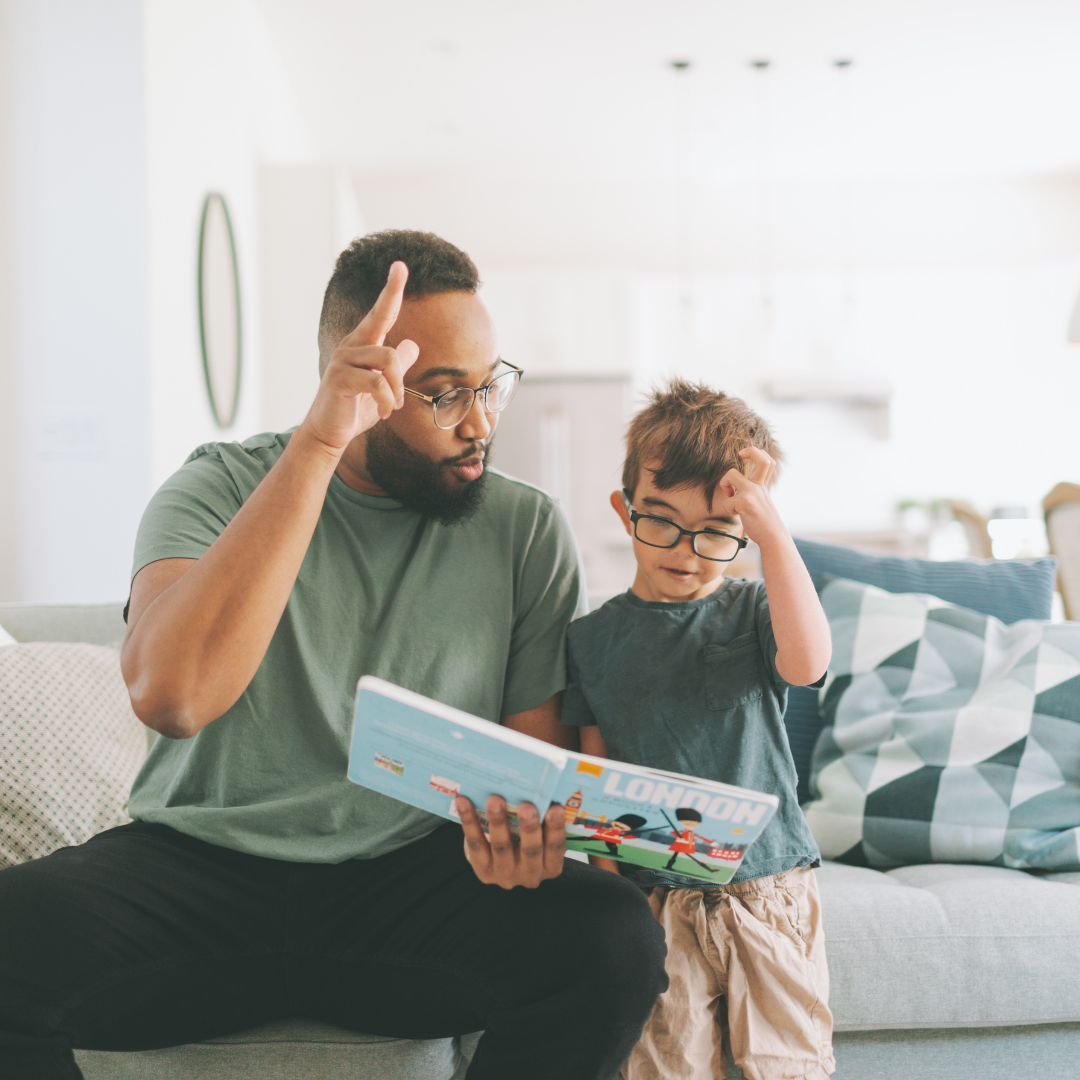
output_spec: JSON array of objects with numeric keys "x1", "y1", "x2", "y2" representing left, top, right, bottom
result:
[{"x1": 447, "y1": 452, "x2": 485, "y2": 482}]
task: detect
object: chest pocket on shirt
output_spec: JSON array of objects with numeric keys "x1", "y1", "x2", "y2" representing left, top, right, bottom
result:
[{"x1": 703, "y1": 633, "x2": 766, "y2": 712}]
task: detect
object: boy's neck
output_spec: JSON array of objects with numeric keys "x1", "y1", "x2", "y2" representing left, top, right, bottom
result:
[{"x1": 629, "y1": 569, "x2": 728, "y2": 604}]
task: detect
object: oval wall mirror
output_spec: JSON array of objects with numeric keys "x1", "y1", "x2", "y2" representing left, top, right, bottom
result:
[{"x1": 197, "y1": 192, "x2": 242, "y2": 428}]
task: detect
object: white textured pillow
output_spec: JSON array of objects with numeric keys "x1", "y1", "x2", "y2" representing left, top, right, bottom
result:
[{"x1": 0, "y1": 642, "x2": 148, "y2": 867}]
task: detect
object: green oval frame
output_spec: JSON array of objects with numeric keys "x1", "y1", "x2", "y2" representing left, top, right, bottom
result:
[{"x1": 197, "y1": 192, "x2": 243, "y2": 428}]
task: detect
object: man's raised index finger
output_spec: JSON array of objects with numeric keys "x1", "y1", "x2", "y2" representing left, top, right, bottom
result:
[{"x1": 350, "y1": 261, "x2": 409, "y2": 348}]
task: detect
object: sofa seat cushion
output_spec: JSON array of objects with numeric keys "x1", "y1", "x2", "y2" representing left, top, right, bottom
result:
[
  {"x1": 818, "y1": 860, "x2": 1080, "y2": 1031},
  {"x1": 75, "y1": 1019, "x2": 478, "y2": 1080}
]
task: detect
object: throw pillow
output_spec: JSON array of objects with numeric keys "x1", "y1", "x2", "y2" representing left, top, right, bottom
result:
[
  {"x1": 0, "y1": 623, "x2": 16, "y2": 646},
  {"x1": 794, "y1": 537, "x2": 1057, "y2": 623},
  {"x1": 803, "y1": 576, "x2": 1080, "y2": 871},
  {"x1": 0, "y1": 643, "x2": 148, "y2": 867},
  {"x1": 784, "y1": 538, "x2": 1059, "y2": 802}
]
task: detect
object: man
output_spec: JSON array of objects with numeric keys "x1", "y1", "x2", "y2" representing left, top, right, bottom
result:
[{"x1": 0, "y1": 231, "x2": 666, "y2": 1080}]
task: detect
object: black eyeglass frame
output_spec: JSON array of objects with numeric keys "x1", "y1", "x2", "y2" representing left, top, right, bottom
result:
[
  {"x1": 402, "y1": 359, "x2": 524, "y2": 429},
  {"x1": 622, "y1": 492, "x2": 749, "y2": 563}
]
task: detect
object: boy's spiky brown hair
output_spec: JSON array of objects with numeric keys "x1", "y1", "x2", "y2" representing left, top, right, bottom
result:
[{"x1": 622, "y1": 380, "x2": 782, "y2": 504}]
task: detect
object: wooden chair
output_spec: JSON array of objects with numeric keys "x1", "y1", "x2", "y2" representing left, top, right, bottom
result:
[
  {"x1": 1044, "y1": 483, "x2": 1080, "y2": 621},
  {"x1": 946, "y1": 501, "x2": 993, "y2": 560}
]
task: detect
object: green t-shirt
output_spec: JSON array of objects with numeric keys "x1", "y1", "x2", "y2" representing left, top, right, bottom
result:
[{"x1": 128, "y1": 431, "x2": 584, "y2": 863}]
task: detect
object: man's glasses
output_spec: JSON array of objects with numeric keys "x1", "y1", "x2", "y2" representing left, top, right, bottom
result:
[
  {"x1": 624, "y1": 494, "x2": 748, "y2": 563},
  {"x1": 403, "y1": 360, "x2": 524, "y2": 430}
]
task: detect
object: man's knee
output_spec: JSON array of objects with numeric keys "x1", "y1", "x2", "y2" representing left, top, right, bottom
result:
[
  {"x1": 0, "y1": 860, "x2": 59, "y2": 1028},
  {"x1": 561, "y1": 868, "x2": 668, "y2": 1023},
  {"x1": 0, "y1": 858, "x2": 54, "y2": 949}
]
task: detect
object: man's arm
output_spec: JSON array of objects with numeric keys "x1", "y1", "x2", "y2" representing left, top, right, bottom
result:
[
  {"x1": 717, "y1": 447, "x2": 831, "y2": 686},
  {"x1": 122, "y1": 263, "x2": 418, "y2": 739},
  {"x1": 503, "y1": 691, "x2": 578, "y2": 751}
]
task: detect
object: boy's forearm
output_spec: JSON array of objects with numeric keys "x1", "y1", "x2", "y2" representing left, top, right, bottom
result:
[
  {"x1": 757, "y1": 530, "x2": 831, "y2": 686},
  {"x1": 589, "y1": 854, "x2": 621, "y2": 875},
  {"x1": 578, "y1": 725, "x2": 609, "y2": 759}
]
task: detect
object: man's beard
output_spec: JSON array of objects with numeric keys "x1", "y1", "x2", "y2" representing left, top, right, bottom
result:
[{"x1": 364, "y1": 425, "x2": 492, "y2": 526}]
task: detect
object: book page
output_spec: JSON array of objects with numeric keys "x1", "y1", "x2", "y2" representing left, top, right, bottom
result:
[
  {"x1": 552, "y1": 753, "x2": 778, "y2": 884},
  {"x1": 348, "y1": 677, "x2": 566, "y2": 830}
]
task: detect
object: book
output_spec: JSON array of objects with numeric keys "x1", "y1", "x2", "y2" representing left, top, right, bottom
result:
[{"x1": 347, "y1": 676, "x2": 779, "y2": 884}]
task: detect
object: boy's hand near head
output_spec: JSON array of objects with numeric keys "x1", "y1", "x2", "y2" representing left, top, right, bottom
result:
[
  {"x1": 720, "y1": 446, "x2": 831, "y2": 687},
  {"x1": 716, "y1": 446, "x2": 781, "y2": 544}
]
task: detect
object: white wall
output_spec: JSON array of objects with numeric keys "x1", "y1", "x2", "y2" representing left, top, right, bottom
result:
[
  {"x1": 0, "y1": 1, "x2": 16, "y2": 602},
  {"x1": 143, "y1": 0, "x2": 311, "y2": 490},
  {"x1": 479, "y1": 189, "x2": 1080, "y2": 537},
  {"x1": 628, "y1": 258, "x2": 1080, "y2": 532},
  {"x1": 0, "y1": 0, "x2": 149, "y2": 604},
  {"x1": 0, "y1": 0, "x2": 313, "y2": 602},
  {"x1": 485, "y1": 257, "x2": 1080, "y2": 536},
  {"x1": 6, "y1": 2, "x2": 1080, "y2": 602},
  {"x1": 259, "y1": 164, "x2": 364, "y2": 433}
]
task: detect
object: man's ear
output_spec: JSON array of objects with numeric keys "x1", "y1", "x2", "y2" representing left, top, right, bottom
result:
[{"x1": 610, "y1": 490, "x2": 632, "y2": 535}]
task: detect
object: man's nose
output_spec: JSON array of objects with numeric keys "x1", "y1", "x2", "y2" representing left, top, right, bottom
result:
[{"x1": 457, "y1": 392, "x2": 495, "y2": 441}]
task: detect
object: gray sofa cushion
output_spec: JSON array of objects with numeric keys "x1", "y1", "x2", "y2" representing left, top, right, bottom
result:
[
  {"x1": 0, "y1": 602, "x2": 127, "y2": 646},
  {"x1": 819, "y1": 860, "x2": 1080, "y2": 1030},
  {"x1": 75, "y1": 1021, "x2": 481, "y2": 1080},
  {"x1": 831, "y1": 1023, "x2": 1080, "y2": 1080}
]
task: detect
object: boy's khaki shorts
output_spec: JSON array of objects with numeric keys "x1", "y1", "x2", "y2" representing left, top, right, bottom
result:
[{"x1": 623, "y1": 866, "x2": 835, "y2": 1080}]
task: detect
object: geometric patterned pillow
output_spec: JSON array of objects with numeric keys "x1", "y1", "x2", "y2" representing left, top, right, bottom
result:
[
  {"x1": 0, "y1": 642, "x2": 148, "y2": 867},
  {"x1": 803, "y1": 577, "x2": 1080, "y2": 871},
  {"x1": 784, "y1": 539, "x2": 1058, "y2": 805}
]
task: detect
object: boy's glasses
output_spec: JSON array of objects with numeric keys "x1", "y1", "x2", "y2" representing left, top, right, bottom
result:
[
  {"x1": 623, "y1": 495, "x2": 748, "y2": 563},
  {"x1": 403, "y1": 360, "x2": 523, "y2": 430}
]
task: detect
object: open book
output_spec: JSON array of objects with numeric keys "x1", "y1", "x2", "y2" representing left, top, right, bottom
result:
[{"x1": 347, "y1": 677, "x2": 778, "y2": 884}]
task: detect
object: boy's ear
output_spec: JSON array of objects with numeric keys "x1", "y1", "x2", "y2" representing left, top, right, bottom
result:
[{"x1": 610, "y1": 490, "x2": 632, "y2": 535}]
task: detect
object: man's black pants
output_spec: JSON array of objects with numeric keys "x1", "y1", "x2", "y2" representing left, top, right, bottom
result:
[{"x1": 0, "y1": 821, "x2": 667, "y2": 1080}]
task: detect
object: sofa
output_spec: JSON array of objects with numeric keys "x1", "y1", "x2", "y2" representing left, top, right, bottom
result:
[{"x1": 2, "y1": 598, "x2": 1080, "y2": 1080}]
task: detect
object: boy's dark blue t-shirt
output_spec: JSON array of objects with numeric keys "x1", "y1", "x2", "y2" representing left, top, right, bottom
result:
[{"x1": 562, "y1": 578, "x2": 820, "y2": 887}]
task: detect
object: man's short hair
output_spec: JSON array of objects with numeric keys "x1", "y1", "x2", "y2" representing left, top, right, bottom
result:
[
  {"x1": 622, "y1": 379, "x2": 783, "y2": 504},
  {"x1": 318, "y1": 230, "x2": 480, "y2": 362}
]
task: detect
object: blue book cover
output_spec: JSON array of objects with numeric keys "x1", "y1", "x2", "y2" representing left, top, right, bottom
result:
[{"x1": 348, "y1": 676, "x2": 779, "y2": 884}]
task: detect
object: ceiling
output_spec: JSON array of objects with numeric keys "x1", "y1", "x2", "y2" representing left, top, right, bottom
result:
[{"x1": 257, "y1": 0, "x2": 1080, "y2": 268}]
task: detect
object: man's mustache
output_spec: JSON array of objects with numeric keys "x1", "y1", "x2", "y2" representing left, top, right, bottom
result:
[{"x1": 442, "y1": 442, "x2": 488, "y2": 467}]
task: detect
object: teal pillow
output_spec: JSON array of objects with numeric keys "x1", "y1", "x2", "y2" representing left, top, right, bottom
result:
[
  {"x1": 794, "y1": 538, "x2": 1057, "y2": 623},
  {"x1": 784, "y1": 539, "x2": 1058, "y2": 802},
  {"x1": 803, "y1": 576, "x2": 1080, "y2": 870}
]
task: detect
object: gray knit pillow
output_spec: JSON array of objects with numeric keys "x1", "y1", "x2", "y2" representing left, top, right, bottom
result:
[{"x1": 0, "y1": 642, "x2": 148, "y2": 867}]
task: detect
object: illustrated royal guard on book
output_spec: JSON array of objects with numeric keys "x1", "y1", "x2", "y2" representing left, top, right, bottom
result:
[
  {"x1": 664, "y1": 808, "x2": 724, "y2": 873},
  {"x1": 583, "y1": 813, "x2": 647, "y2": 856}
]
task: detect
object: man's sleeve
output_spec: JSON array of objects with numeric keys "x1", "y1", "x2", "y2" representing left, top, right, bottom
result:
[
  {"x1": 131, "y1": 448, "x2": 244, "y2": 581},
  {"x1": 500, "y1": 500, "x2": 586, "y2": 717},
  {"x1": 559, "y1": 634, "x2": 599, "y2": 727}
]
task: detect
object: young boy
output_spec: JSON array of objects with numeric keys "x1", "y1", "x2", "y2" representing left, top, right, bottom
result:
[{"x1": 562, "y1": 380, "x2": 834, "y2": 1080}]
